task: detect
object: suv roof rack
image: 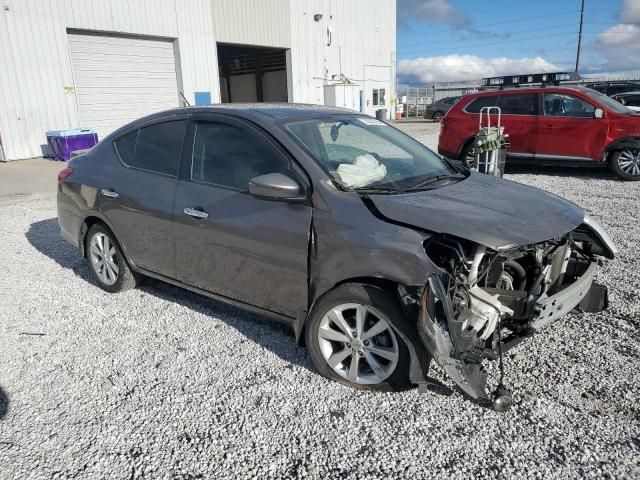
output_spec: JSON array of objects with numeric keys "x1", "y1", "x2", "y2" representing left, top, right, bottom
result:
[{"x1": 481, "y1": 72, "x2": 580, "y2": 90}]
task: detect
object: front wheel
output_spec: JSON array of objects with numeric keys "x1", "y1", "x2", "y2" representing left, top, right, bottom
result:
[
  {"x1": 432, "y1": 111, "x2": 444, "y2": 123},
  {"x1": 610, "y1": 148, "x2": 640, "y2": 180},
  {"x1": 305, "y1": 284, "x2": 411, "y2": 391}
]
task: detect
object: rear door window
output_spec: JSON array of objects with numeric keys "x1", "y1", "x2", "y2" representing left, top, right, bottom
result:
[
  {"x1": 133, "y1": 121, "x2": 188, "y2": 176},
  {"x1": 465, "y1": 95, "x2": 498, "y2": 113},
  {"x1": 191, "y1": 121, "x2": 289, "y2": 190},
  {"x1": 543, "y1": 93, "x2": 596, "y2": 118},
  {"x1": 497, "y1": 93, "x2": 538, "y2": 115}
]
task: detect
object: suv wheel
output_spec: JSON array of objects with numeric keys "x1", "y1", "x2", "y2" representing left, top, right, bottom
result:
[
  {"x1": 86, "y1": 224, "x2": 139, "y2": 293},
  {"x1": 460, "y1": 141, "x2": 476, "y2": 169},
  {"x1": 305, "y1": 284, "x2": 410, "y2": 391},
  {"x1": 610, "y1": 148, "x2": 640, "y2": 180},
  {"x1": 432, "y1": 111, "x2": 444, "y2": 123}
]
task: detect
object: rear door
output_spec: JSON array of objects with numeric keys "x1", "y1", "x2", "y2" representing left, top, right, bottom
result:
[
  {"x1": 536, "y1": 92, "x2": 609, "y2": 160},
  {"x1": 172, "y1": 115, "x2": 312, "y2": 318},
  {"x1": 105, "y1": 117, "x2": 188, "y2": 275},
  {"x1": 496, "y1": 92, "x2": 538, "y2": 156}
]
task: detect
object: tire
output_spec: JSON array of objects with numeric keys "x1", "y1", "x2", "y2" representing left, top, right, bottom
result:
[
  {"x1": 305, "y1": 283, "x2": 411, "y2": 392},
  {"x1": 459, "y1": 140, "x2": 476, "y2": 169},
  {"x1": 432, "y1": 111, "x2": 444, "y2": 123},
  {"x1": 85, "y1": 224, "x2": 139, "y2": 293},
  {"x1": 609, "y1": 148, "x2": 640, "y2": 181}
]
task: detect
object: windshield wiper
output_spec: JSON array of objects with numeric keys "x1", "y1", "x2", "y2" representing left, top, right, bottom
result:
[
  {"x1": 404, "y1": 174, "x2": 464, "y2": 191},
  {"x1": 352, "y1": 186, "x2": 399, "y2": 194}
]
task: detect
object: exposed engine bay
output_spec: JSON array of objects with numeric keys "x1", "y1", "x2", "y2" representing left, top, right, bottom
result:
[{"x1": 419, "y1": 229, "x2": 609, "y2": 409}]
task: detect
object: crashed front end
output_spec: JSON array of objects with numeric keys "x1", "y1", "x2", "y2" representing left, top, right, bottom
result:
[{"x1": 417, "y1": 214, "x2": 616, "y2": 401}]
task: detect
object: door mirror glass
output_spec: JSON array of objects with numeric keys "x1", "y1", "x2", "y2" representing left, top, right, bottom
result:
[
  {"x1": 249, "y1": 173, "x2": 303, "y2": 201},
  {"x1": 594, "y1": 108, "x2": 604, "y2": 119}
]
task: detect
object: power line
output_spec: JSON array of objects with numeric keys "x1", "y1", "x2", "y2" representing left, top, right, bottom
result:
[
  {"x1": 399, "y1": 32, "x2": 577, "y2": 56},
  {"x1": 396, "y1": 10, "x2": 578, "y2": 38}
]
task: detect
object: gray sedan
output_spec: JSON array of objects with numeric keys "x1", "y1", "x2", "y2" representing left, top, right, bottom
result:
[
  {"x1": 57, "y1": 104, "x2": 615, "y2": 410},
  {"x1": 422, "y1": 96, "x2": 460, "y2": 122}
]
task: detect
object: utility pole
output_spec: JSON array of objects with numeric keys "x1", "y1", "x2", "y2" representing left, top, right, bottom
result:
[{"x1": 575, "y1": 0, "x2": 585, "y2": 73}]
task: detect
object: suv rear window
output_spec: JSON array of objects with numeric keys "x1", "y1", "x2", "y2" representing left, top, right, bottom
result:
[{"x1": 498, "y1": 93, "x2": 538, "y2": 115}]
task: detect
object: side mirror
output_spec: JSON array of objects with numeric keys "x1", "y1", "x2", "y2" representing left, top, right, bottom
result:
[
  {"x1": 594, "y1": 108, "x2": 604, "y2": 119},
  {"x1": 249, "y1": 173, "x2": 304, "y2": 201}
]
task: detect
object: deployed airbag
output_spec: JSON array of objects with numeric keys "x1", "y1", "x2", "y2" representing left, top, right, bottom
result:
[{"x1": 336, "y1": 154, "x2": 387, "y2": 188}]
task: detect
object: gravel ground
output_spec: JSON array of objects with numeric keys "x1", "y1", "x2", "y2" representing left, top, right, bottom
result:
[{"x1": 1, "y1": 122, "x2": 639, "y2": 479}]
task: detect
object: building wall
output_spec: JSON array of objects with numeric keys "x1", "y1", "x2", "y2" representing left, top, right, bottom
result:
[
  {"x1": 288, "y1": 0, "x2": 396, "y2": 117},
  {"x1": 212, "y1": 0, "x2": 291, "y2": 49},
  {"x1": 0, "y1": 0, "x2": 396, "y2": 160},
  {"x1": 0, "y1": 0, "x2": 218, "y2": 160}
]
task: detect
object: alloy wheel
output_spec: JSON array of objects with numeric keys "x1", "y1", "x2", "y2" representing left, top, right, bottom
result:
[
  {"x1": 617, "y1": 148, "x2": 640, "y2": 176},
  {"x1": 432, "y1": 112, "x2": 444, "y2": 123},
  {"x1": 317, "y1": 303, "x2": 399, "y2": 385},
  {"x1": 89, "y1": 232, "x2": 119, "y2": 286}
]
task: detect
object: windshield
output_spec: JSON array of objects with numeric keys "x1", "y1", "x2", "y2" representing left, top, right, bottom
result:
[
  {"x1": 583, "y1": 89, "x2": 634, "y2": 114},
  {"x1": 282, "y1": 116, "x2": 458, "y2": 191}
]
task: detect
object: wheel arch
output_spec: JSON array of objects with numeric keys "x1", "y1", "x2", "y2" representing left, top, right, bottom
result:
[
  {"x1": 603, "y1": 136, "x2": 640, "y2": 161},
  {"x1": 296, "y1": 277, "x2": 431, "y2": 385},
  {"x1": 79, "y1": 214, "x2": 133, "y2": 268},
  {"x1": 458, "y1": 136, "x2": 476, "y2": 159}
]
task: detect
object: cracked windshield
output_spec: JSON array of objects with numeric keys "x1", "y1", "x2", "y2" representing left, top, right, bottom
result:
[{"x1": 284, "y1": 117, "x2": 459, "y2": 191}]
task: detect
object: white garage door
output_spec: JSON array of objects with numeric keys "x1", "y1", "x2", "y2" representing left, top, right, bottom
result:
[{"x1": 68, "y1": 32, "x2": 180, "y2": 139}]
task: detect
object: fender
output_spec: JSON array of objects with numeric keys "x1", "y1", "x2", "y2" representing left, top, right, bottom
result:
[
  {"x1": 603, "y1": 136, "x2": 640, "y2": 158},
  {"x1": 78, "y1": 210, "x2": 138, "y2": 272}
]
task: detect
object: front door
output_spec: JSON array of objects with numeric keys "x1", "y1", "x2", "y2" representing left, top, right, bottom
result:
[
  {"x1": 536, "y1": 92, "x2": 609, "y2": 160},
  {"x1": 172, "y1": 115, "x2": 312, "y2": 318}
]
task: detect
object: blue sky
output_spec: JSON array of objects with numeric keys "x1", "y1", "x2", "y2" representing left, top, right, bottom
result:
[{"x1": 397, "y1": 0, "x2": 640, "y2": 83}]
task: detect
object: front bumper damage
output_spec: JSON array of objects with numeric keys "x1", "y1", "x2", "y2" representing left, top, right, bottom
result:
[{"x1": 416, "y1": 225, "x2": 612, "y2": 402}]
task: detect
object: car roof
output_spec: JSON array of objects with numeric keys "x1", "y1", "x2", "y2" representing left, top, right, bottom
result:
[
  {"x1": 144, "y1": 103, "x2": 357, "y2": 121},
  {"x1": 470, "y1": 85, "x2": 597, "y2": 97}
]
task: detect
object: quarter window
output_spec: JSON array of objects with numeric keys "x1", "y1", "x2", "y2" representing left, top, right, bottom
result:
[
  {"x1": 498, "y1": 93, "x2": 538, "y2": 115},
  {"x1": 191, "y1": 122, "x2": 289, "y2": 190},
  {"x1": 543, "y1": 93, "x2": 596, "y2": 118},
  {"x1": 134, "y1": 121, "x2": 187, "y2": 175},
  {"x1": 114, "y1": 130, "x2": 138, "y2": 165}
]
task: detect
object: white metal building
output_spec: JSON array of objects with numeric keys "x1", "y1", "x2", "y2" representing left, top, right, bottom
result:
[{"x1": 0, "y1": 0, "x2": 396, "y2": 161}]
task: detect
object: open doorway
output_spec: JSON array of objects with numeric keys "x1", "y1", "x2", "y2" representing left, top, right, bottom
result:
[{"x1": 217, "y1": 43, "x2": 289, "y2": 103}]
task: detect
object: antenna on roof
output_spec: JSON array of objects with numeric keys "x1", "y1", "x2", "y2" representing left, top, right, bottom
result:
[{"x1": 179, "y1": 91, "x2": 191, "y2": 107}]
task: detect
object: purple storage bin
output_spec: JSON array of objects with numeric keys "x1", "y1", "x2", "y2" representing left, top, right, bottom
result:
[{"x1": 46, "y1": 129, "x2": 99, "y2": 161}]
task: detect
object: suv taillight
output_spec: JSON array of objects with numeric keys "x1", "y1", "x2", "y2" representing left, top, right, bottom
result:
[{"x1": 57, "y1": 167, "x2": 74, "y2": 184}]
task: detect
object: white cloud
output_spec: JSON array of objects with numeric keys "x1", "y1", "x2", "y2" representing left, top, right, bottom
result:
[
  {"x1": 398, "y1": 0, "x2": 471, "y2": 29},
  {"x1": 621, "y1": 0, "x2": 640, "y2": 24},
  {"x1": 397, "y1": 54, "x2": 559, "y2": 82},
  {"x1": 592, "y1": 0, "x2": 640, "y2": 71}
]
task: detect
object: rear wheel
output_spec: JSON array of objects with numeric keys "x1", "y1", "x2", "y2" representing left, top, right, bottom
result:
[
  {"x1": 460, "y1": 140, "x2": 476, "y2": 169},
  {"x1": 305, "y1": 284, "x2": 411, "y2": 391},
  {"x1": 610, "y1": 148, "x2": 640, "y2": 180},
  {"x1": 432, "y1": 111, "x2": 444, "y2": 123},
  {"x1": 86, "y1": 224, "x2": 138, "y2": 293}
]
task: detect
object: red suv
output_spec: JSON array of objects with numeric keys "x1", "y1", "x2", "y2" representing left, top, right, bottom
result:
[{"x1": 438, "y1": 86, "x2": 640, "y2": 180}]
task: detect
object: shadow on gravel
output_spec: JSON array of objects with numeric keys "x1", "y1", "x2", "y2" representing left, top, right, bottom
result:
[
  {"x1": 0, "y1": 385, "x2": 8, "y2": 419},
  {"x1": 26, "y1": 218, "x2": 313, "y2": 372},
  {"x1": 505, "y1": 163, "x2": 618, "y2": 180}
]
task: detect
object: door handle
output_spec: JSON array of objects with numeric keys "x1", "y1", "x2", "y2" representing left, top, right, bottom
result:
[
  {"x1": 183, "y1": 207, "x2": 209, "y2": 219},
  {"x1": 100, "y1": 188, "x2": 119, "y2": 198}
]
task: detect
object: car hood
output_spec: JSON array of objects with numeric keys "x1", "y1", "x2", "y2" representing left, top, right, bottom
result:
[{"x1": 368, "y1": 173, "x2": 585, "y2": 249}]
